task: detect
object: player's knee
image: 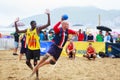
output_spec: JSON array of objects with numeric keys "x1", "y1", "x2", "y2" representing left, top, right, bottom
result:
[
  {"x1": 49, "y1": 60, "x2": 56, "y2": 65},
  {"x1": 43, "y1": 54, "x2": 49, "y2": 60}
]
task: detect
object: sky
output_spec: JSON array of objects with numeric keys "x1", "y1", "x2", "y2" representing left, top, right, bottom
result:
[{"x1": 0, "y1": 0, "x2": 120, "y2": 26}]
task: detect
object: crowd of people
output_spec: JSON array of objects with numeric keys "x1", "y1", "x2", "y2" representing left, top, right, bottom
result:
[
  {"x1": 38, "y1": 28, "x2": 120, "y2": 43},
  {"x1": 0, "y1": 9, "x2": 119, "y2": 79}
]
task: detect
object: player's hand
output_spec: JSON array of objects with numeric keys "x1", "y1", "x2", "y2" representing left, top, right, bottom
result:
[
  {"x1": 45, "y1": 9, "x2": 50, "y2": 15},
  {"x1": 61, "y1": 17, "x2": 64, "y2": 21},
  {"x1": 15, "y1": 17, "x2": 19, "y2": 23}
]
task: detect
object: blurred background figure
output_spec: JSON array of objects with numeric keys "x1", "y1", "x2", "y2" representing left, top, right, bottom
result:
[
  {"x1": 104, "y1": 31, "x2": 111, "y2": 43},
  {"x1": 66, "y1": 39, "x2": 76, "y2": 59},
  {"x1": 48, "y1": 31, "x2": 54, "y2": 41},
  {"x1": 83, "y1": 31, "x2": 87, "y2": 41},
  {"x1": 13, "y1": 32, "x2": 20, "y2": 55},
  {"x1": 39, "y1": 31, "x2": 44, "y2": 41},
  {"x1": 43, "y1": 30, "x2": 48, "y2": 41},
  {"x1": 96, "y1": 30, "x2": 104, "y2": 42},
  {"x1": 18, "y1": 33, "x2": 27, "y2": 61},
  {"x1": 87, "y1": 32, "x2": 94, "y2": 42},
  {"x1": 78, "y1": 29, "x2": 84, "y2": 41},
  {"x1": 116, "y1": 34, "x2": 120, "y2": 43},
  {"x1": 0, "y1": 32, "x2": 2, "y2": 38},
  {"x1": 109, "y1": 33, "x2": 113, "y2": 43}
]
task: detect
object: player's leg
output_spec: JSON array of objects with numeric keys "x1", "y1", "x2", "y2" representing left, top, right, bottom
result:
[
  {"x1": 32, "y1": 53, "x2": 50, "y2": 73},
  {"x1": 66, "y1": 49, "x2": 70, "y2": 58},
  {"x1": 33, "y1": 50, "x2": 41, "y2": 78},
  {"x1": 72, "y1": 50, "x2": 76, "y2": 59},
  {"x1": 26, "y1": 49, "x2": 33, "y2": 70},
  {"x1": 13, "y1": 42, "x2": 18, "y2": 55},
  {"x1": 19, "y1": 53, "x2": 23, "y2": 61},
  {"x1": 86, "y1": 53, "x2": 91, "y2": 60},
  {"x1": 26, "y1": 59, "x2": 33, "y2": 70},
  {"x1": 34, "y1": 59, "x2": 38, "y2": 78},
  {"x1": 19, "y1": 47, "x2": 25, "y2": 61},
  {"x1": 31, "y1": 54, "x2": 56, "y2": 77},
  {"x1": 93, "y1": 53, "x2": 96, "y2": 60},
  {"x1": 69, "y1": 52, "x2": 73, "y2": 59}
]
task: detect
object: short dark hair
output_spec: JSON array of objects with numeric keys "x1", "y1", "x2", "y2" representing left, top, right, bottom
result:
[{"x1": 30, "y1": 20, "x2": 36, "y2": 25}]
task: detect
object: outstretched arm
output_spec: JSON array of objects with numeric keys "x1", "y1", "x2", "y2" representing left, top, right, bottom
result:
[
  {"x1": 68, "y1": 29, "x2": 78, "y2": 35},
  {"x1": 14, "y1": 18, "x2": 27, "y2": 33},
  {"x1": 37, "y1": 9, "x2": 50, "y2": 32}
]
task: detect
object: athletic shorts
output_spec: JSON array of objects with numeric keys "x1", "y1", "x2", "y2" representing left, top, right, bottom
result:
[
  {"x1": 47, "y1": 44, "x2": 62, "y2": 61},
  {"x1": 20, "y1": 47, "x2": 27, "y2": 54},
  {"x1": 26, "y1": 49, "x2": 40, "y2": 61},
  {"x1": 14, "y1": 41, "x2": 19, "y2": 48}
]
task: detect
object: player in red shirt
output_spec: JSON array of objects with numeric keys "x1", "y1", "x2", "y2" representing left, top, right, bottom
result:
[
  {"x1": 66, "y1": 39, "x2": 76, "y2": 59},
  {"x1": 85, "y1": 43, "x2": 96, "y2": 60}
]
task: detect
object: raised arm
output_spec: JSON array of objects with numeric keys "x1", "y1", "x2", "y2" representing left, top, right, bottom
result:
[
  {"x1": 14, "y1": 18, "x2": 27, "y2": 33},
  {"x1": 37, "y1": 9, "x2": 50, "y2": 32},
  {"x1": 53, "y1": 21, "x2": 61, "y2": 34}
]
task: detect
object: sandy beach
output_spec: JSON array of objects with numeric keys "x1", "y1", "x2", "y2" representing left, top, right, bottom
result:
[{"x1": 0, "y1": 50, "x2": 120, "y2": 80}]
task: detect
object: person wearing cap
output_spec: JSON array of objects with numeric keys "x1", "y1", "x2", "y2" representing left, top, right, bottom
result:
[{"x1": 87, "y1": 32, "x2": 94, "y2": 42}]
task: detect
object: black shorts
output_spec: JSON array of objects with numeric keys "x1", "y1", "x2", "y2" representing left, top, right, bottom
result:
[
  {"x1": 20, "y1": 47, "x2": 27, "y2": 54},
  {"x1": 26, "y1": 49, "x2": 40, "y2": 61}
]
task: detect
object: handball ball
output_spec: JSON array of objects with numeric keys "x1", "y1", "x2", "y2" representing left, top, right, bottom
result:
[{"x1": 62, "y1": 14, "x2": 68, "y2": 20}]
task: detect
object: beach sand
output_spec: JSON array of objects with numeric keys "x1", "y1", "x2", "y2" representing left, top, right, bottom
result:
[{"x1": 0, "y1": 50, "x2": 120, "y2": 80}]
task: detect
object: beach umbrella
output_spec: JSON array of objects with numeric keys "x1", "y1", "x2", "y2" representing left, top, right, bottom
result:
[
  {"x1": 12, "y1": 22, "x2": 25, "y2": 27},
  {"x1": 96, "y1": 26, "x2": 112, "y2": 31}
]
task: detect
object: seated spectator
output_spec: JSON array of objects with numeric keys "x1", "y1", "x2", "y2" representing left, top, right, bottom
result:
[
  {"x1": 78, "y1": 29, "x2": 84, "y2": 41},
  {"x1": 116, "y1": 34, "x2": 120, "y2": 43},
  {"x1": 104, "y1": 31, "x2": 111, "y2": 43},
  {"x1": 87, "y1": 32, "x2": 94, "y2": 42},
  {"x1": 96, "y1": 30, "x2": 104, "y2": 42},
  {"x1": 66, "y1": 39, "x2": 76, "y2": 59},
  {"x1": 83, "y1": 43, "x2": 96, "y2": 60}
]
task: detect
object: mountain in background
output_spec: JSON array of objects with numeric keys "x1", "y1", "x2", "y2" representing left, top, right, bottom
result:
[{"x1": 10, "y1": 6, "x2": 120, "y2": 29}]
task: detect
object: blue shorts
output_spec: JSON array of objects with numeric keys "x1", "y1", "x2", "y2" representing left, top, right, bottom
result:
[
  {"x1": 14, "y1": 41, "x2": 19, "y2": 48},
  {"x1": 47, "y1": 44, "x2": 62, "y2": 60}
]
